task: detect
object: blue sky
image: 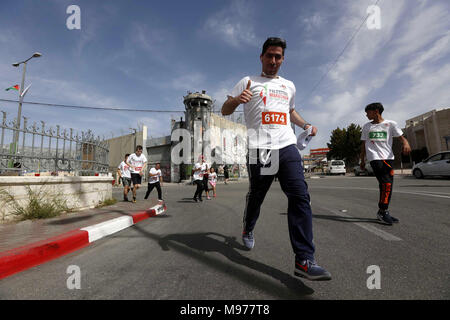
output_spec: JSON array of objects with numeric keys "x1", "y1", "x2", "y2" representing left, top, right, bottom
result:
[{"x1": 0, "y1": 0, "x2": 449, "y2": 153}]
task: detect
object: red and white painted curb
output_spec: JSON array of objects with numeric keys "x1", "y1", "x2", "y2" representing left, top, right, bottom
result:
[{"x1": 0, "y1": 203, "x2": 167, "y2": 280}]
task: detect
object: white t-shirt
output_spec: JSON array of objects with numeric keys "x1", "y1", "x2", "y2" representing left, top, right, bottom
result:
[
  {"x1": 230, "y1": 75, "x2": 297, "y2": 150},
  {"x1": 149, "y1": 168, "x2": 162, "y2": 184},
  {"x1": 361, "y1": 120, "x2": 403, "y2": 161},
  {"x1": 118, "y1": 161, "x2": 131, "y2": 179},
  {"x1": 127, "y1": 153, "x2": 148, "y2": 174},
  {"x1": 193, "y1": 162, "x2": 207, "y2": 181},
  {"x1": 208, "y1": 172, "x2": 217, "y2": 183}
]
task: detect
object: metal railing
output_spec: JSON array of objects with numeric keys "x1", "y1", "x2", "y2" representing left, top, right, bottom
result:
[{"x1": 0, "y1": 110, "x2": 109, "y2": 175}]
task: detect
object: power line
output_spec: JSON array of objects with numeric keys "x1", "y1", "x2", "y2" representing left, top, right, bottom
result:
[
  {"x1": 300, "y1": 0, "x2": 381, "y2": 103},
  {"x1": 0, "y1": 98, "x2": 185, "y2": 113},
  {"x1": 0, "y1": 98, "x2": 246, "y2": 113}
]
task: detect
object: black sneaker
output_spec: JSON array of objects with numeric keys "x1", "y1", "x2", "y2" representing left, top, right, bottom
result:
[
  {"x1": 198, "y1": 198, "x2": 203, "y2": 202},
  {"x1": 377, "y1": 209, "x2": 394, "y2": 225},
  {"x1": 132, "y1": 197, "x2": 136, "y2": 203},
  {"x1": 193, "y1": 197, "x2": 198, "y2": 202},
  {"x1": 294, "y1": 259, "x2": 332, "y2": 281},
  {"x1": 242, "y1": 231, "x2": 255, "y2": 249},
  {"x1": 123, "y1": 197, "x2": 129, "y2": 202},
  {"x1": 389, "y1": 212, "x2": 399, "y2": 223}
]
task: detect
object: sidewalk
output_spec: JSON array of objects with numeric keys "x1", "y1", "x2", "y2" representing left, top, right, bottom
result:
[{"x1": 0, "y1": 197, "x2": 166, "y2": 280}]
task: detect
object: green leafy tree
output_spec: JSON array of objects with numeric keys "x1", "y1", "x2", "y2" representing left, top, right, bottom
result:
[{"x1": 327, "y1": 123, "x2": 362, "y2": 167}]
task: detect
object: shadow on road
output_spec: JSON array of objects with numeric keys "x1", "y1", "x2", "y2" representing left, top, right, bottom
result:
[
  {"x1": 128, "y1": 224, "x2": 314, "y2": 299},
  {"x1": 313, "y1": 214, "x2": 381, "y2": 224},
  {"x1": 279, "y1": 212, "x2": 382, "y2": 224}
]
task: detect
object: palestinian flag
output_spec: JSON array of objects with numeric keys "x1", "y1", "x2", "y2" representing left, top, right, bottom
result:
[{"x1": 5, "y1": 85, "x2": 19, "y2": 91}]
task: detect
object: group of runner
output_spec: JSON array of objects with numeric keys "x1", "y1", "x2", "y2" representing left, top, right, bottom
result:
[
  {"x1": 191, "y1": 155, "x2": 219, "y2": 202},
  {"x1": 118, "y1": 37, "x2": 411, "y2": 283},
  {"x1": 117, "y1": 145, "x2": 163, "y2": 203}
]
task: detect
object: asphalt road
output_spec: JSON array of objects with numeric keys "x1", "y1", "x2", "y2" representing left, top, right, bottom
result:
[{"x1": 0, "y1": 175, "x2": 449, "y2": 300}]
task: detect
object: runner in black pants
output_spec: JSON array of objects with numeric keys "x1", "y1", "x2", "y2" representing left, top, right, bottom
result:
[
  {"x1": 144, "y1": 163, "x2": 163, "y2": 201},
  {"x1": 360, "y1": 102, "x2": 411, "y2": 225},
  {"x1": 192, "y1": 156, "x2": 207, "y2": 202}
]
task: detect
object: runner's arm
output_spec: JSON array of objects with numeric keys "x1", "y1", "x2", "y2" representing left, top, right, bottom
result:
[
  {"x1": 289, "y1": 109, "x2": 317, "y2": 136},
  {"x1": 221, "y1": 96, "x2": 240, "y2": 115},
  {"x1": 395, "y1": 136, "x2": 411, "y2": 155},
  {"x1": 360, "y1": 141, "x2": 366, "y2": 170}
]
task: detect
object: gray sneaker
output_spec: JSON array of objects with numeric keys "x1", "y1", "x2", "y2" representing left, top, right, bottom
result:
[
  {"x1": 294, "y1": 259, "x2": 332, "y2": 281},
  {"x1": 242, "y1": 231, "x2": 254, "y2": 249}
]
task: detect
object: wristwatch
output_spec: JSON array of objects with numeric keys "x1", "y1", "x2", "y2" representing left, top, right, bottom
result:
[{"x1": 303, "y1": 123, "x2": 311, "y2": 130}]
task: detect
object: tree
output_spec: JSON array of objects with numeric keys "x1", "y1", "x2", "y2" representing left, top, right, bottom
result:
[{"x1": 327, "y1": 123, "x2": 362, "y2": 167}]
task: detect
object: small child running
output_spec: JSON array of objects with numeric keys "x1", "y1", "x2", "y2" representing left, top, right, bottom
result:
[{"x1": 208, "y1": 167, "x2": 217, "y2": 198}]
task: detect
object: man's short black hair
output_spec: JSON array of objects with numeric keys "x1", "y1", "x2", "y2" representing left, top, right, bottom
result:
[
  {"x1": 261, "y1": 37, "x2": 286, "y2": 56},
  {"x1": 365, "y1": 102, "x2": 384, "y2": 115},
  {"x1": 136, "y1": 145, "x2": 143, "y2": 151}
]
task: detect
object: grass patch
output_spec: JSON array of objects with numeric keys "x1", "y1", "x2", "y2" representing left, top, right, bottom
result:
[
  {"x1": 0, "y1": 185, "x2": 71, "y2": 221},
  {"x1": 95, "y1": 198, "x2": 117, "y2": 208}
]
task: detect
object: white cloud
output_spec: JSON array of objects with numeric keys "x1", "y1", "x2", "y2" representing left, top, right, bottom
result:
[{"x1": 203, "y1": 0, "x2": 257, "y2": 48}]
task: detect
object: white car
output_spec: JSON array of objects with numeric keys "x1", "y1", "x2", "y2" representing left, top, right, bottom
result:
[
  {"x1": 327, "y1": 160, "x2": 346, "y2": 175},
  {"x1": 412, "y1": 151, "x2": 450, "y2": 179}
]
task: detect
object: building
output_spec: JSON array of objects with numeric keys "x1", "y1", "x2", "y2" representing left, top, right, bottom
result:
[
  {"x1": 146, "y1": 90, "x2": 248, "y2": 182},
  {"x1": 403, "y1": 108, "x2": 450, "y2": 160}
]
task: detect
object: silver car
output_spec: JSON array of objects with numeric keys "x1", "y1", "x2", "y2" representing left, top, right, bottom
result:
[
  {"x1": 412, "y1": 151, "x2": 450, "y2": 178},
  {"x1": 353, "y1": 163, "x2": 374, "y2": 176}
]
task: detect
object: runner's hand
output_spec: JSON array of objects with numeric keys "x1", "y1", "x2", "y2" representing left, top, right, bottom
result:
[
  {"x1": 236, "y1": 80, "x2": 252, "y2": 104},
  {"x1": 305, "y1": 125, "x2": 318, "y2": 136}
]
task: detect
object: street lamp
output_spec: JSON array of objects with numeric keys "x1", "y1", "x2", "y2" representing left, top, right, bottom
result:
[{"x1": 11, "y1": 52, "x2": 42, "y2": 155}]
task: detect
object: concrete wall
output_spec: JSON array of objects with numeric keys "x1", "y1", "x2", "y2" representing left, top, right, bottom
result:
[
  {"x1": 209, "y1": 114, "x2": 247, "y2": 166},
  {"x1": 107, "y1": 126, "x2": 148, "y2": 172},
  {"x1": 0, "y1": 176, "x2": 113, "y2": 223}
]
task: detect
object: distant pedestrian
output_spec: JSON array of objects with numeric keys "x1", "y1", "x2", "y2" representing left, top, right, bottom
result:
[
  {"x1": 192, "y1": 155, "x2": 207, "y2": 202},
  {"x1": 127, "y1": 145, "x2": 147, "y2": 203},
  {"x1": 223, "y1": 164, "x2": 230, "y2": 184},
  {"x1": 208, "y1": 167, "x2": 218, "y2": 198},
  {"x1": 203, "y1": 167, "x2": 211, "y2": 200},
  {"x1": 360, "y1": 102, "x2": 411, "y2": 225},
  {"x1": 117, "y1": 154, "x2": 132, "y2": 202},
  {"x1": 144, "y1": 163, "x2": 163, "y2": 203}
]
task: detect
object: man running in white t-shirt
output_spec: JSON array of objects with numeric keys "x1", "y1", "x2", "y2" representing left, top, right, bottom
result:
[
  {"x1": 221, "y1": 37, "x2": 331, "y2": 281},
  {"x1": 126, "y1": 145, "x2": 147, "y2": 203},
  {"x1": 144, "y1": 162, "x2": 163, "y2": 202},
  {"x1": 360, "y1": 102, "x2": 411, "y2": 225},
  {"x1": 192, "y1": 155, "x2": 207, "y2": 202},
  {"x1": 117, "y1": 154, "x2": 132, "y2": 202}
]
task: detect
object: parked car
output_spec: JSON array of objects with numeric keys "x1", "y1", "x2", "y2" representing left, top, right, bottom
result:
[
  {"x1": 353, "y1": 163, "x2": 374, "y2": 176},
  {"x1": 412, "y1": 151, "x2": 450, "y2": 178},
  {"x1": 327, "y1": 160, "x2": 346, "y2": 175}
]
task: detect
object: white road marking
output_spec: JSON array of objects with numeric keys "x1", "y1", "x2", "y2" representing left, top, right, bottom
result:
[
  {"x1": 316, "y1": 205, "x2": 403, "y2": 241},
  {"x1": 311, "y1": 186, "x2": 450, "y2": 199}
]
